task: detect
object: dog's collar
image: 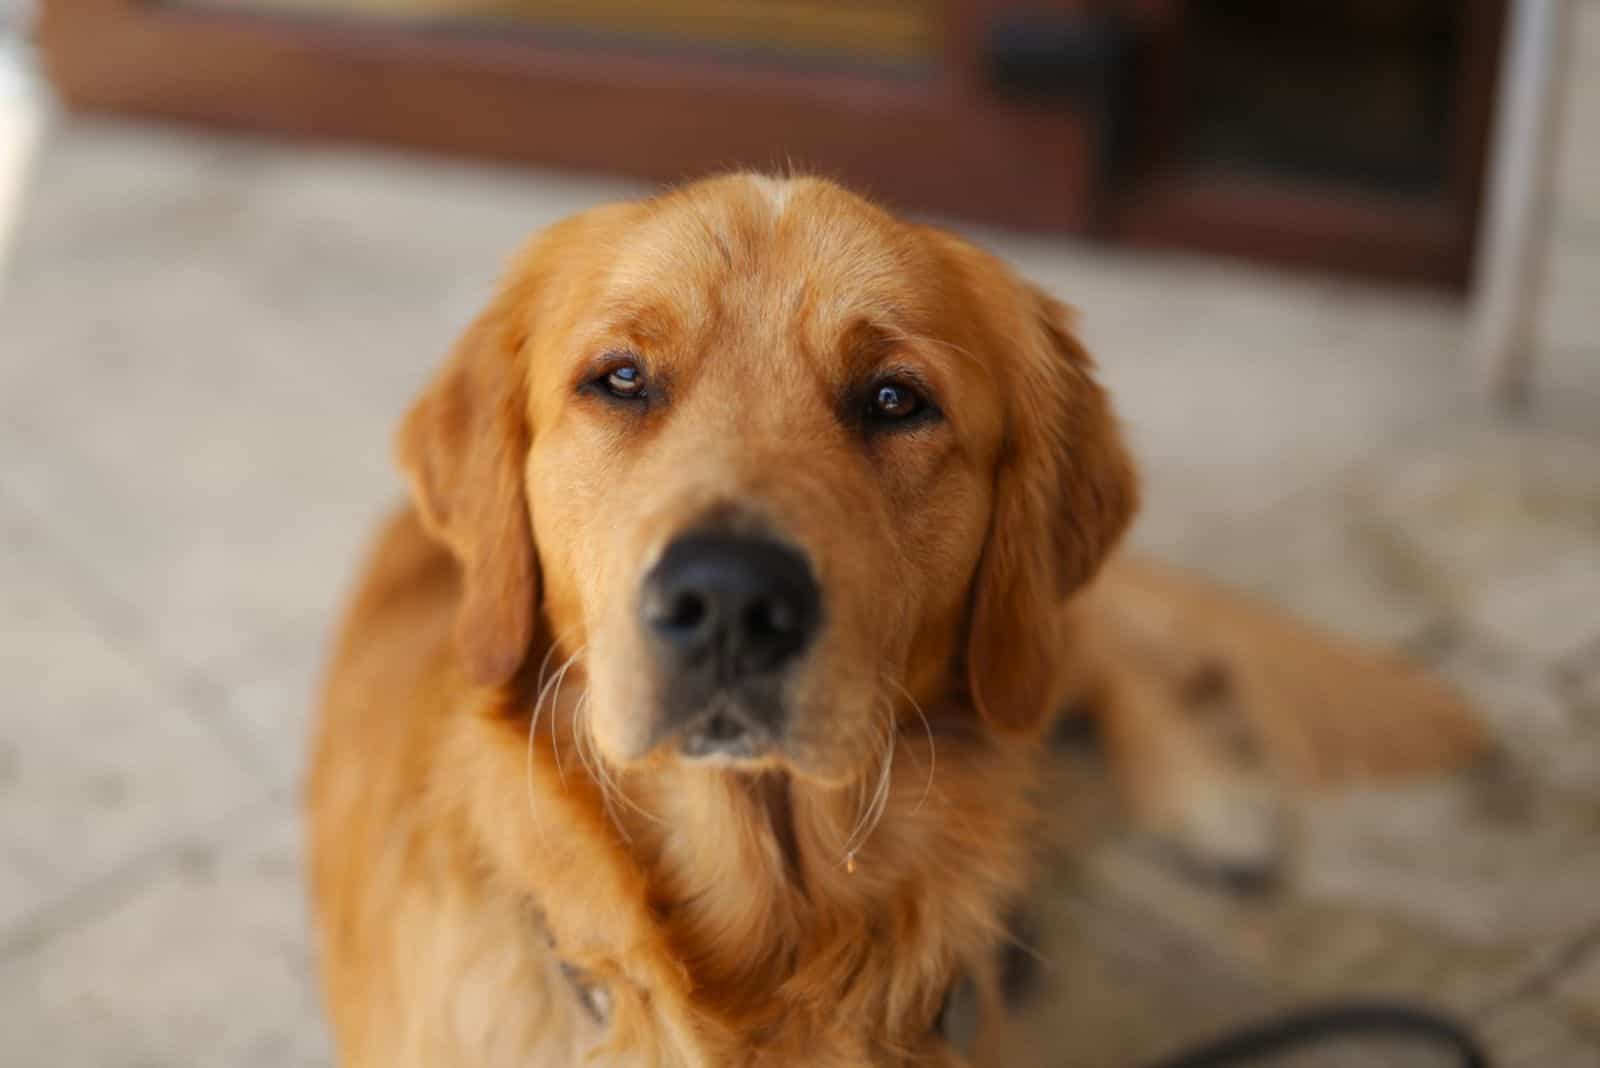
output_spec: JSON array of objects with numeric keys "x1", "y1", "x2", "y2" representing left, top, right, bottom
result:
[
  {"x1": 553, "y1": 955, "x2": 969, "y2": 1052},
  {"x1": 558, "y1": 960, "x2": 612, "y2": 1025},
  {"x1": 544, "y1": 908, "x2": 1036, "y2": 1052}
]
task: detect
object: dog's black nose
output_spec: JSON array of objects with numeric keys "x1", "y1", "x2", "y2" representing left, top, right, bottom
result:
[{"x1": 642, "y1": 533, "x2": 820, "y2": 682}]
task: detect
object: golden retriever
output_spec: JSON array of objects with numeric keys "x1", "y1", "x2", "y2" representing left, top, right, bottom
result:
[{"x1": 308, "y1": 174, "x2": 1480, "y2": 1066}]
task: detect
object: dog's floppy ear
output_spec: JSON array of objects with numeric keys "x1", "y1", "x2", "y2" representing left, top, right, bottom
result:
[
  {"x1": 967, "y1": 286, "x2": 1139, "y2": 732},
  {"x1": 396, "y1": 285, "x2": 538, "y2": 689}
]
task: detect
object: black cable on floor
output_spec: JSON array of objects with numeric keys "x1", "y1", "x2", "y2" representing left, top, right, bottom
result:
[{"x1": 1141, "y1": 1001, "x2": 1490, "y2": 1068}]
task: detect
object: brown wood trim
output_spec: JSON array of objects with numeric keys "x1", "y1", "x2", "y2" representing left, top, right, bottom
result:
[
  {"x1": 39, "y1": 0, "x2": 1506, "y2": 289},
  {"x1": 39, "y1": 0, "x2": 1096, "y2": 233},
  {"x1": 1109, "y1": 0, "x2": 1507, "y2": 290},
  {"x1": 1449, "y1": 0, "x2": 1512, "y2": 285},
  {"x1": 1117, "y1": 173, "x2": 1466, "y2": 285}
]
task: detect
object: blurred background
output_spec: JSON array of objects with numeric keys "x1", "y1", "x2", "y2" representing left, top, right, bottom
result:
[{"x1": 0, "y1": 1, "x2": 1596, "y2": 1065}]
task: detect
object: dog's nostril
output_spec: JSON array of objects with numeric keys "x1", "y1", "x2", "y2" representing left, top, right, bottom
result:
[
  {"x1": 744, "y1": 598, "x2": 795, "y2": 640},
  {"x1": 666, "y1": 591, "x2": 708, "y2": 631}
]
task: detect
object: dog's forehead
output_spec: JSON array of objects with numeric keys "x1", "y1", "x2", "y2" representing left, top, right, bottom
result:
[{"x1": 598, "y1": 176, "x2": 941, "y2": 350}]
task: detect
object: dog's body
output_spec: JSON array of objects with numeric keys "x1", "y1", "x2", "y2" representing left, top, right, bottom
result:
[
  {"x1": 311, "y1": 506, "x2": 1038, "y2": 1066},
  {"x1": 308, "y1": 175, "x2": 1479, "y2": 1066}
]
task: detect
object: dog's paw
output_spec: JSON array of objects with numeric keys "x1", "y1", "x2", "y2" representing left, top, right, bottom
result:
[
  {"x1": 1141, "y1": 662, "x2": 1292, "y2": 892},
  {"x1": 1144, "y1": 760, "x2": 1289, "y2": 893}
]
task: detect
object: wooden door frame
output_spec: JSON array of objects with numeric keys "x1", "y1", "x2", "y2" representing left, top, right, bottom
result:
[
  {"x1": 38, "y1": 0, "x2": 1099, "y2": 232},
  {"x1": 1108, "y1": 0, "x2": 1508, "y2": 288},
  {"x1": 39, "y1": 0, "x2": 1506, "y2": 289}
]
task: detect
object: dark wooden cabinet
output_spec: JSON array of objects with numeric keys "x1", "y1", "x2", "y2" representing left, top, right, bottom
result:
[{"x1": 41, "y1": 1, "x2": 1505, "y2": 288}]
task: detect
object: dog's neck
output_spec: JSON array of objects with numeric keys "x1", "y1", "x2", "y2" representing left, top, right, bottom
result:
[
  {"x1": 459, "y1": 672, "x2": 1040, "y2": 1063},
  {"x1": 614, "y1": 706, "x2": 1038, "y2": 1059}
]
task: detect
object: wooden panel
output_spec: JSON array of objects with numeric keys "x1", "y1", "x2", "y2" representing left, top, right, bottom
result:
[
  {"x1": 1108, "y1": 0, "x2": 1507, "y2": 289},
  {"x1": 1116, "y1": 174, "x2": 1467, "y2": 286},
  {"x1": 181, "y1": 0, "x2": 941, "y2": 67},
  {"x1": 38, "y1": 0, "x2": 1506, "y2": 288},
  {"x1": 38, "y1": 0, "x2": 1099, "y2": 234}
]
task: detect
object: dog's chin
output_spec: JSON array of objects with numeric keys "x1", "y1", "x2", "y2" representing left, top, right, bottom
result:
[
  {"x1": 583, "y1": 694, "x2": 867, "y2": 789},
  {"x1": 583, "y1": 643, "x2": 890, "y2": 784}
]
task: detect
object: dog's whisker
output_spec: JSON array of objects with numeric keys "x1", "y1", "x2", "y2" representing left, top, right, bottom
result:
[
  {"x1": 530, "y1": 633, "x2": 563, "y2": 699},
  {"x1": 531, "y1": 625, "x2": 584, "y2": 705},
  {"x1": 882, "y1": 675, "x2": 936, "y2": 817},
  {"x1": 548, "y1": 649, "x2": 586, "y2": 789},
  {"x1": 574, "y1": 698, "x2": 667, "y2": 832},
  {"x1": 573, "y1": 704, "x2": 618, "y2": 829},
  {"x1": 525, "y1": 664, "x2": 563, "y2": 795},
  {"x1": 584, "y1": 705, "x2": 666, "y2": 839},
  {"x1": 569, "y1": 696, "x2": 633, "y2": 842},
  {"x1": 840, "y1": 694, "x2": 897, "y2": 868},
  {"x1": 856, "y1": 712, "x2": 896, "y2": 863},
  {"x1": 524, "y1": 634, "x2": 586, "y2": 850},
  {"x1": 528, "y1": 643, "x2": 586, "y2": 796},
  {"x1": 838, "y1": 701, "x2": 887, "y2": 855}
]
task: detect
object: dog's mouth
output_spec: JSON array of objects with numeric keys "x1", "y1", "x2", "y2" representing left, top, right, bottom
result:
[{"x1": 672, "y1": 693, "x2": 780, "y2": 763}]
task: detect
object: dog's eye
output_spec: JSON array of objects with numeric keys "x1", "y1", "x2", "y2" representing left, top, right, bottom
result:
[
  {"x1": 866, "y1": 380, "x2": 928, "y2": 424},
  {"x1": 594, "y1": 360, "x2": 646, "y2": 401},
  {"x1": 606, "y1": 365, "x2": 644, "y2": 398}
]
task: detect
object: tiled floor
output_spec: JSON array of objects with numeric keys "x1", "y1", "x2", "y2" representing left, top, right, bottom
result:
[{"x1": 1, "y1": 110, "x2": 1597, "y2": 1066}]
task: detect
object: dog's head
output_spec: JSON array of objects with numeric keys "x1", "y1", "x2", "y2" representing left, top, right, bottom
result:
[{"x1": 399, "y1": 175, "x2": 1135, "y2": 785}]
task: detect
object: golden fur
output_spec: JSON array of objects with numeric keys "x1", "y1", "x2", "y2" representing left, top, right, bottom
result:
[{"x1": 308, "y1": 174, "x2": 1480, "y2": 1066}]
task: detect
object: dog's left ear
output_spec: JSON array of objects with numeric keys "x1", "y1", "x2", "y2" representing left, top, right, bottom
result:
[
  {"x1": 396, "y1": 285, "x2": 539, "y2": 689},
  {"x1": 967, "y1": 286, "x2": 1139, "y2": 732}
]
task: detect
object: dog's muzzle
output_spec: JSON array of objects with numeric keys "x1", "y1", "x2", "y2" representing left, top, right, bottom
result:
[{"x1": 639, "y1": 531, "x2": 820, "y2": 759}]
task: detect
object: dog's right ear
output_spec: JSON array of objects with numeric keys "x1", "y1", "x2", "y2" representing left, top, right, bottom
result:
[
  {"x1": 396, "y1": 286, "x2": 539, "y2": 689},
  {"x1": 963, "y1": 284, "x2": 1139, "y2": 734}
]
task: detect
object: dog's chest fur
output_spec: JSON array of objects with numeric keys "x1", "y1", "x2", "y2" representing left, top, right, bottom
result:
[{"x1": 455, "y1": 698, "x2": 1040, "y2": 1065}]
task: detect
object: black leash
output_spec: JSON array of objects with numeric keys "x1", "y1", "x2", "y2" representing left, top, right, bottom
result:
[{"x1": 1142, "y1": 1001, "x2": 1490, "y2": 1068}]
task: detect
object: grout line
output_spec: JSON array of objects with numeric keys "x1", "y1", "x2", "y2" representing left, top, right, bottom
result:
[
  {"x1": 1528, "y1": 924, "x2": 1600, "y2": 997},
  {"x1": 1551, "y1": 634, "x2": 1600, "y2": 698},
  {"x1": 0, "y1": 795, "x2": 285, "y2": 964},
  {"x1": 1072, "y1": 858, "x2": 1272, "y2": 1004},
  {"x1": 1477, "y1": 922, "x2": 1600, "y2": 1022}
]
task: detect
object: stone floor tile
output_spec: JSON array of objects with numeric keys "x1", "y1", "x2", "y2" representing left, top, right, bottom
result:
[
  {"x1": 1298, "y1": 776, "x2": 1600, "y2": 951},
  {"x1": 1430, "y1": 634, "x2": 1600, "y2": 800},
  {"x1": 1538, "y1": 233, "x2": 1600, "y2": 362},
  {"x1": 1529, "y1": 341, "x2": 1600, "y2": 437},
  {"x1": 1358, "y1": 430, "x2": 1600, "y2": 622},
  {"x1": 1549, "y1": 935, "x2": 1600, "y2": 1034},
  {"x1": 0, "y1": 810, "x2": 331, "y2": 1068},
  {"x1": 1082, "y1": 300, "x2": 1472, "y2": 557},
  {"x1": 1459, "y1": 544, "x2": 1600, "y2": 670},
  {"x1": 0, "y1": 124, "x2": 479, "y2": 674},
  {"x1": 1001, "y1": 888, "x2": 1266, "y2": 1068},
  {"x1": 210, "y1": 625, "x2": 337, "y2": 792},
  {"x1": 1476, "y1": 991, "x2": 1600, "y2": 1068},
  {"x1": 1085, "y1": 836, "x2": 1557, "y2": 1021},
  {"x1": 0, "y1": 501, "x2": 259, "y2": 937},
  {"x1": 1554, "y1": 638, "x2": 1600, "y2": 713},
  {"x1": 1168, "y1": 482, "x2": 1445, "y2": 650},
  {"x1": 0, "y1": 401, "x2": 395, "y2": 680}
]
